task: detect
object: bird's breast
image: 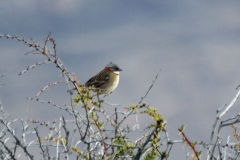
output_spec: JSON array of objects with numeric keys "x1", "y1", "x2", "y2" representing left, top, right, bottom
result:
[{"x1": 100, "y1": 73, "x2": 119, "y2": 95}]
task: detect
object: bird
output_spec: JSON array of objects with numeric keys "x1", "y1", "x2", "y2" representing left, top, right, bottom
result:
[{"x1": 85, "y1": 62, "x2": 122, "y2": 98}]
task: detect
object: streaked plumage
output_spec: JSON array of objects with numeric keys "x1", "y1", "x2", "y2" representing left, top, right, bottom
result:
[{"x1": 85, "y1": 62, "x2": 122, "y2": 95}]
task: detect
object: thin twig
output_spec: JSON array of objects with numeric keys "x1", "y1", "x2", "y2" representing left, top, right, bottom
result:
[
  {"x1": 138, "y1": 69, "x2": 161, "y2": 105},
  {"x1": 178, "y1": 129, "x2": 200, "y2": 160}
]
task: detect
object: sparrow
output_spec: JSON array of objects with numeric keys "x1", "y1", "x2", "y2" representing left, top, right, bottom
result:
[{"x1": 85, "y1": 62, "x2": 122, "y2": 96}]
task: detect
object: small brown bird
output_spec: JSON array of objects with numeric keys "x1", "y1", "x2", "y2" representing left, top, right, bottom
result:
[{"x1": 85, "y1": 62, "x2": 122, "y2": 96}]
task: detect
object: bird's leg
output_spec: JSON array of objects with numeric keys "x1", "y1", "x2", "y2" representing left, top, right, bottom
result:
[
  {"x1": 103, "y1": 92, "x2": 112, "y2": 98},
  {"x1": 97, "y1": 94, "x2": 104, "y2": 103}
]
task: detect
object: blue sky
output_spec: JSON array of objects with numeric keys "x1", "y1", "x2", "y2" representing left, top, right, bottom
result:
[{"x1": 1, "y1": 1, "x2": 240, "y2": 159}]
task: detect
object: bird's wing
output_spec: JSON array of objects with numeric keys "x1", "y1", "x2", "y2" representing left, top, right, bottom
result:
[{"x1": 85, "y1": 70, "x2": 110, "y2": 88}]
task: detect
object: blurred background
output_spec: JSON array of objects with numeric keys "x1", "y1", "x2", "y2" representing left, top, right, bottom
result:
[{"x1": 1, "y1": 1, "x2": 240, "y2": 159}]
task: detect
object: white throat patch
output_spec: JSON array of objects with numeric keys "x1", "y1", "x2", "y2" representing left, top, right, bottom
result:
[{"x1": 114, "y1": 71, "x2": 120, "y2": 75}]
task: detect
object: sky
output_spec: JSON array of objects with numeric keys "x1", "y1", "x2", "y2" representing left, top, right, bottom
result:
[{"x1": 1, "y1": 1, "x2": 240, "y2": 159}]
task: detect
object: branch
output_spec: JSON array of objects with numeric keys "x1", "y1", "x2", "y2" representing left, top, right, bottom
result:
[
  {"x1": 178, "y1": 129, "x2": 200, "y2": 160},
  {"x1": 219, "y1": 89, "x2": 240, "y2": 118},
  {"x1": 138, "y1": 69, "x2": 161, "y2": 105}
]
